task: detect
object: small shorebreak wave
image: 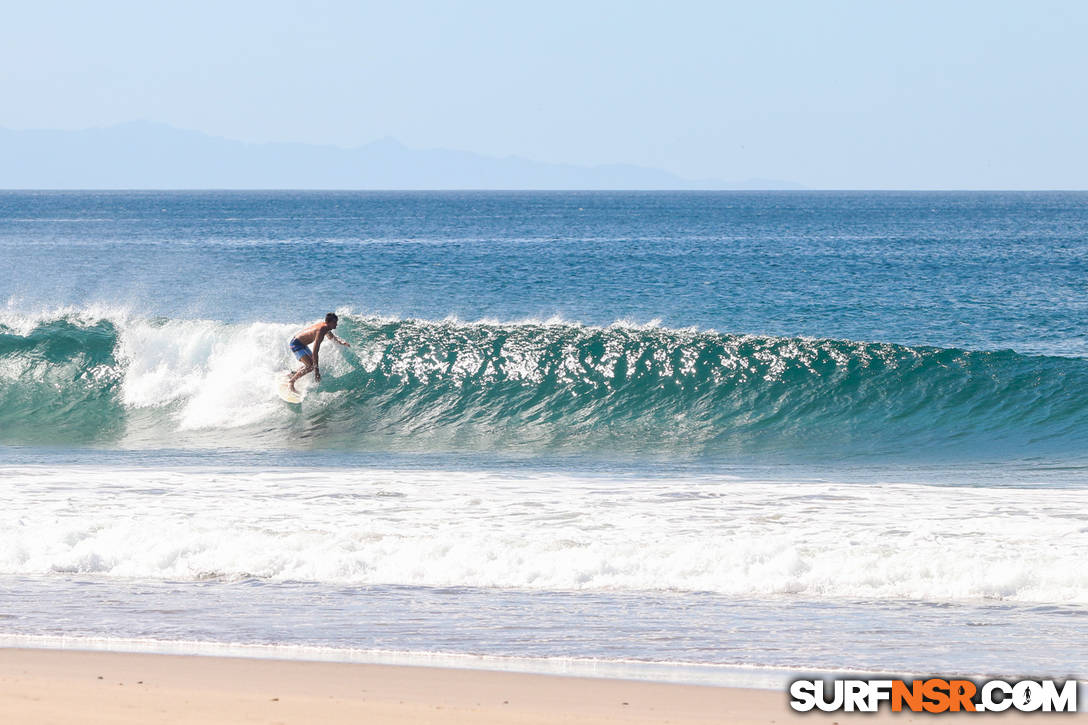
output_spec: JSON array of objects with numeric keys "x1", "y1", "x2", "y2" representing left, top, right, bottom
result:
[{"x1": 1, "y1": 309, "x2": 1085, "y2": 460}]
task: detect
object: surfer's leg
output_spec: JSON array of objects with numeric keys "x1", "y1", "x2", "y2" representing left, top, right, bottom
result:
[
  {"x1": 288, "y1": 358, "x2": 313, "y2": 384},
  {"x1": 287, "y1": 352, "x2": 314, "y2": 392}
]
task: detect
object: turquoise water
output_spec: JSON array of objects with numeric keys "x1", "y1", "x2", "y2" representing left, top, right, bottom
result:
[
  {"x1": 3, "y1": 190, "x2": 1088, "y2": 463},
  {"x1": 4, "y1": 314, "x2": 1087, "y2": 461},
  {"x1": 1, "y1": 191, "x2": 1085, "y2": 682}
]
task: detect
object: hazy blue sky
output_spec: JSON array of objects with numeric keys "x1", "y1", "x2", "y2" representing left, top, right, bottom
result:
[{"x1": 3, "y1": 0, "x2": 1086, "y2": 188}]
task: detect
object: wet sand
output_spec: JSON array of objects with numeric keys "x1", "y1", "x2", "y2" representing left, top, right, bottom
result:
[{"x1": 0, "y1": 648, "x2": 1076, "y2": 724}]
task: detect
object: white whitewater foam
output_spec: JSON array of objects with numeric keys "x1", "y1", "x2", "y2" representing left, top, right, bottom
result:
[
  {"x1": 1, "y1": 465, "x2": 1085, "y2": 605},
  {"x1": 116, "y1": 318, "x2": 300, "y2": 429},
  {"x1": 0, "y1": 307, "x2": 354, "y2": 431},
  {"x1": 0, "y1": 302, "x2": 130, "y2": 336}
]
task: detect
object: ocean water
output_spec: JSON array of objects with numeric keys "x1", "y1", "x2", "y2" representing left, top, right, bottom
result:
[{"x1": 1, "y1": 191, "x2": 1086, "y2": 684}]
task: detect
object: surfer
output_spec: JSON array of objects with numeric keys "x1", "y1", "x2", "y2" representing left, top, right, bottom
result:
[{"x1": 287, "y1": 313, "x2": 350, "y2": 393}]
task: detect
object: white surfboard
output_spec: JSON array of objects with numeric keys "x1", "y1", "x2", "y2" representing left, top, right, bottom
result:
[{"x1": 277, "y1": 380, "x2": 303, "y2": 404}]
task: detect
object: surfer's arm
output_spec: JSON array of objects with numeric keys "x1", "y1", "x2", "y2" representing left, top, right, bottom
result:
[
  {"x1": 311, "y1": 330, "x2": 325, "y2": 380},
  {"x1": 328, "y1": 331, "x2": 350, "y2": 347}
]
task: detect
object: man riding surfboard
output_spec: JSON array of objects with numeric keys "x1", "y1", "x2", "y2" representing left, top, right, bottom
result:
[{"x1": 287, "y1": 313, "x2": 350, "y2": 393}]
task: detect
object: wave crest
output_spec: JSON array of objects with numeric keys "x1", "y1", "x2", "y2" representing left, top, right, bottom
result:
[{"x1": 1, "y1": 310, "x2": 1085, "y2": 459}]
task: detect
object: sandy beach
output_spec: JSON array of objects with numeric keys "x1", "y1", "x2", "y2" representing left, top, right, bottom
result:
[{"x1": 0, "y1": 648, "x2": 1077, "y2": 724}]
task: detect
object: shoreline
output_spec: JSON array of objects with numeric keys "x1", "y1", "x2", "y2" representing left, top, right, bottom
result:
[
  {"x1": 4, "y1": 625, "x2": 1087, "y2": 691},
  {"x1": 0, "y1": 647, "x2": 806, "y2": 725},
  {"x1": 2, "y1": 648, "x2": 1083, "y2": 724},
  {"x1": 0, "y1": 633, "x2": 800, "y2": 690}
]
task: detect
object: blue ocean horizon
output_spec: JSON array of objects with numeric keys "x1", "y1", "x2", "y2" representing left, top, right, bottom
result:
[{"x1": 1, "y1": 191, "x2": 1085, "y2": 683}]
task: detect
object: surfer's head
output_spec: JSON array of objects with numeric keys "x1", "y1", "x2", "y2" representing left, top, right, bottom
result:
[{"x1": 325, "y1": 312, "x2": 338, "y2": 329}]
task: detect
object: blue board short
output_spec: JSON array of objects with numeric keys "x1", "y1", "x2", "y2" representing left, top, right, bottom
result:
[{"x1": 289, "y1": 338, "x2": 311, "y2": 360}]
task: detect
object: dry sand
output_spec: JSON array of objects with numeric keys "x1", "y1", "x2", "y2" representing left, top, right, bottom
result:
[{"x1": 0, "y1": 648, "x2": 1078, "y2": 724}]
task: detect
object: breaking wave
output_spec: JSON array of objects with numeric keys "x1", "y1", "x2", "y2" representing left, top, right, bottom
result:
[{"x1": 1, "y1": 308, "x2": 1085, "y2": 460}]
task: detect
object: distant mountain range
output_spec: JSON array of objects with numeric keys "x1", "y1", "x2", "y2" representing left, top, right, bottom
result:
[{"x1": 0, "y1": 122, "x2": 803, "y2": 190}]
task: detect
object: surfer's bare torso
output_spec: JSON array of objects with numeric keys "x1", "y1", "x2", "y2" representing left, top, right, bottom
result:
[{"x1": 292, "y1": 321, "x2": 329, "y2": 348}]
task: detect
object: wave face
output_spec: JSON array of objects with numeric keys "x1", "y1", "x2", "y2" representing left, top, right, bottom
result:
[{"x1": 1, "y1": 310, "x2": 1086, "y2": 460}]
